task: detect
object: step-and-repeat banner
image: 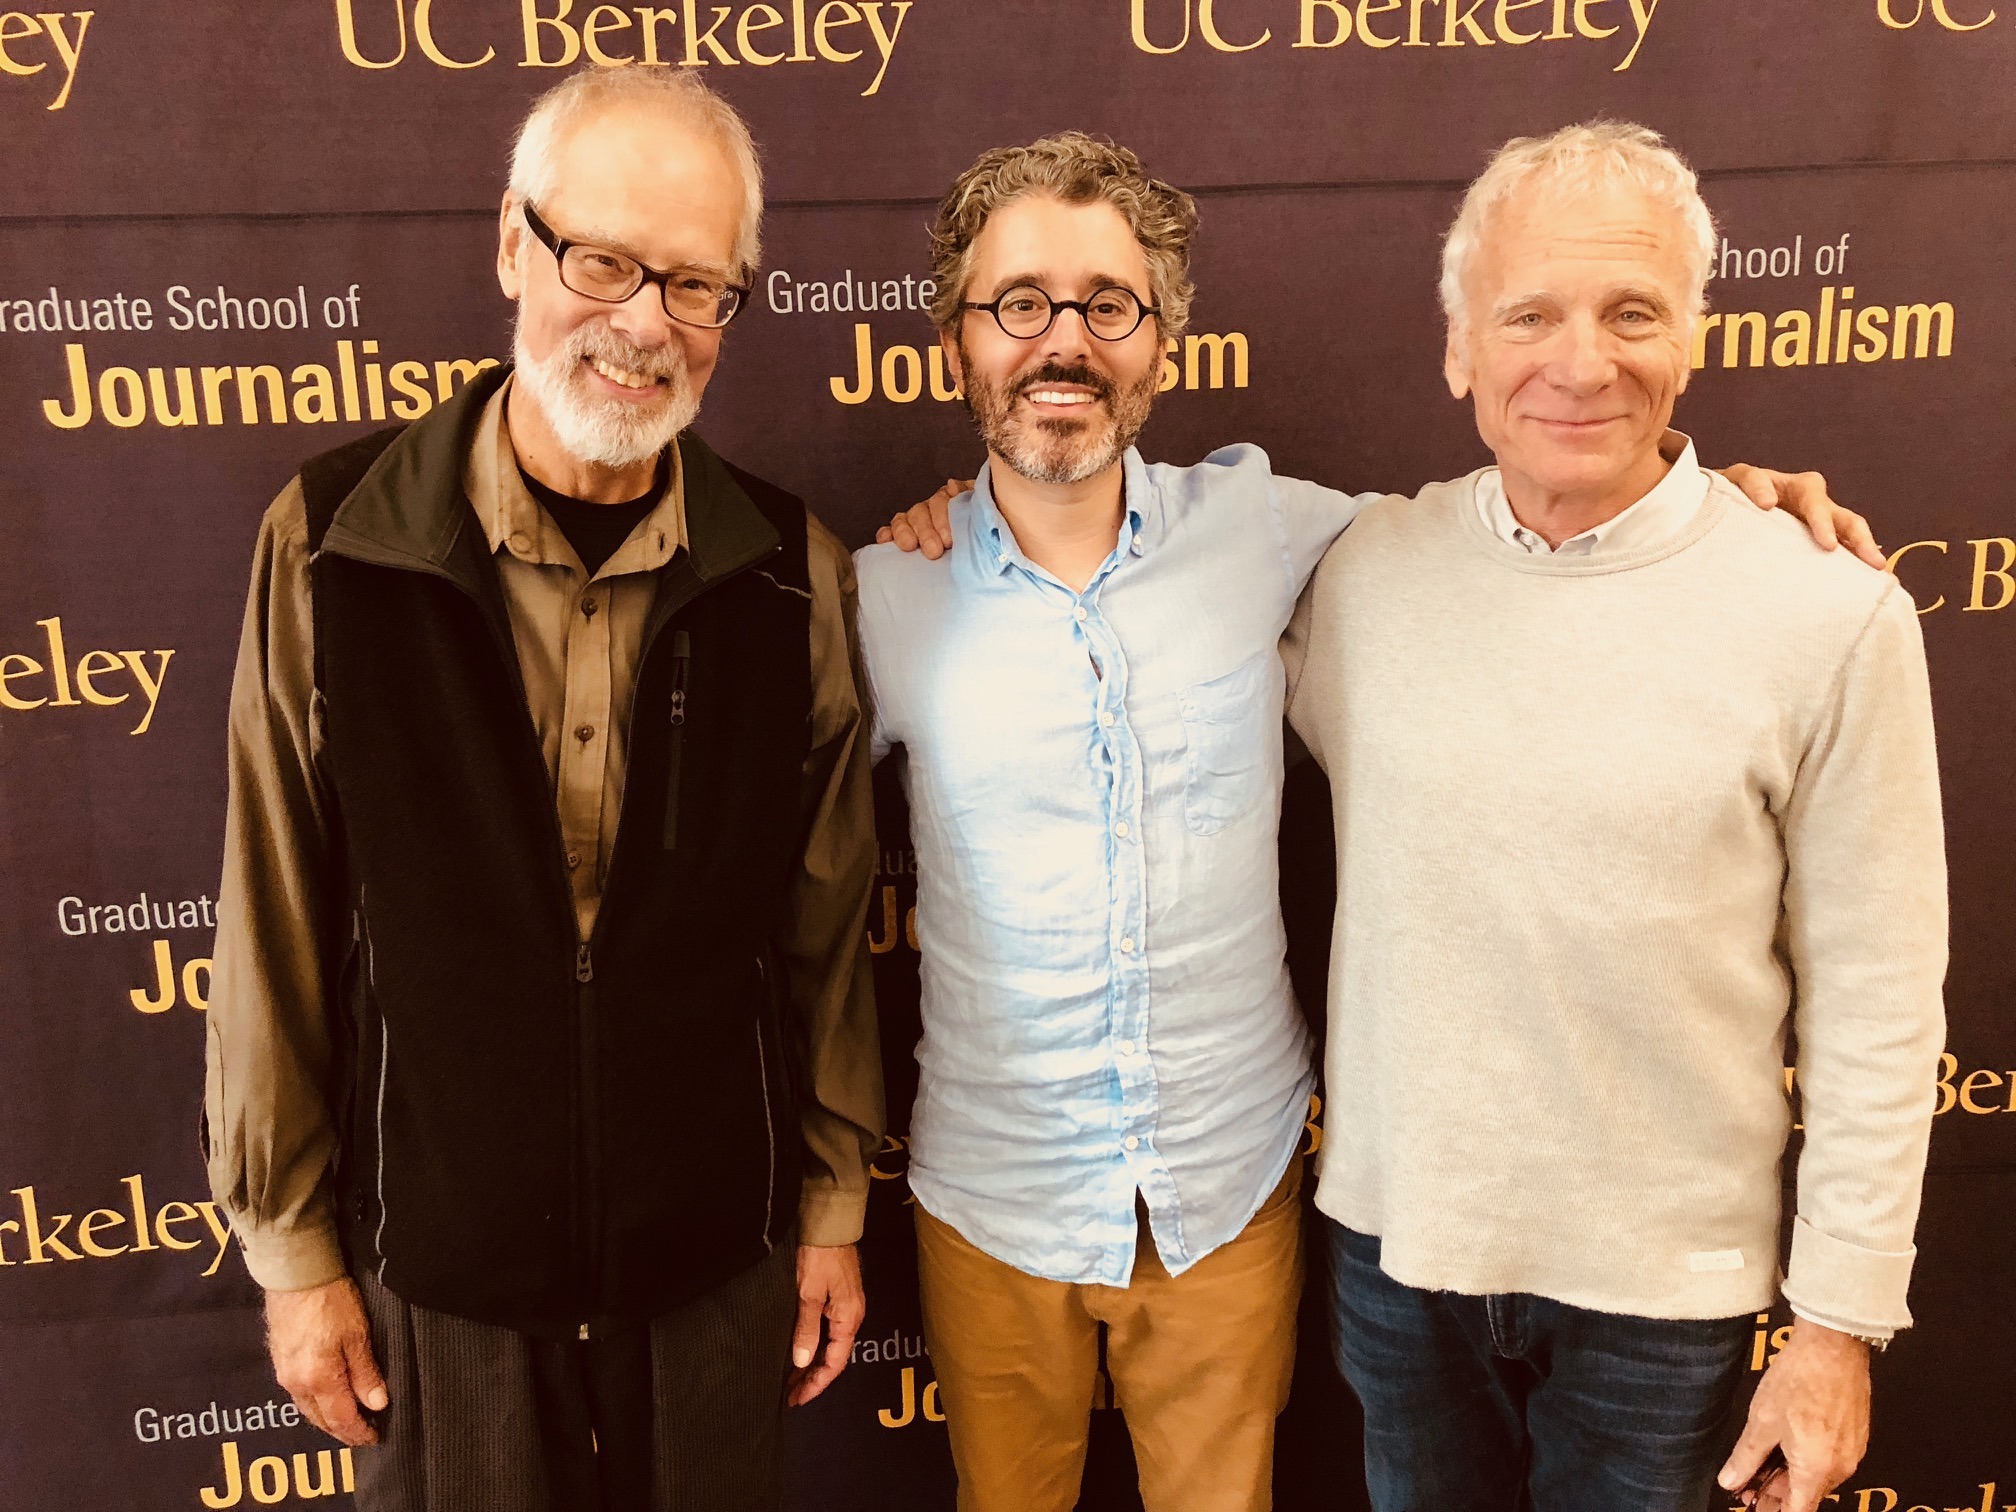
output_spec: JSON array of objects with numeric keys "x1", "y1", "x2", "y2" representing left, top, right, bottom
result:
[{"x1": 3, "y1": 5, "x2": 2011, "y2": 1509}]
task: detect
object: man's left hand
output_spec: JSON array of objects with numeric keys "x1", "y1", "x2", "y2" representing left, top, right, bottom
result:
[
  {"x1": 1720, "y1": 465, "x2": 1884, "y2": 569},
  {"x1": 1718, "y1": 1319, "x2": 1873, "y2": 1512},
  {"x1": 787, "y1": 1243, "x2": 867, "y2": 1407}
]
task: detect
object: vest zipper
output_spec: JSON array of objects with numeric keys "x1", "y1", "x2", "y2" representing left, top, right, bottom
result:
[
  {"x1": 575, "y1": 941, "x2": 599, "y2": 1333},
  {"x1": 663, "y1": 630, "x2": 691, "y2": 851},
  {"x1": 329, "y1": 514, "x2": 786, "y2": 1333},
  {"x1": 753, "y1": 952, "x2": 778, "y2": 1253},
  {"x1": 359, "y1": 887, "x2": 393, "y2": 1279}
]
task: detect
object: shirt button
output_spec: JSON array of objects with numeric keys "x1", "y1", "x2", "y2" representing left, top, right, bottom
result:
[
  {"x1": 566, "y1": 850, "x2": 581, "y2": 870},
  {"x1": 1114, "y1": 821, "x2": 1130, "y2": 839},
  {"x1": 1074, "y1": 606, "x2": 1088, "y2": 623},
  {"x1": 581, "y1": 597, "x2": 599, "y2": 617},
  {"x1": 575, "y1": 724, "x2": 596, "y2": 743},
  {"x1": 1123, "y1": 1136, "x2": 1140, "y2": 1151},
  {"x1": 1118, "y1": 1039, "x2": 1136, "y2": 1056},
  {"x1": 1100, "y1": 711, "x2": 1115, "y2": 727},
  {"x1": 508, "y1": 531, "x2": 531, "y2": 553},
  {"x1": 1119, "y1": 937, "x2": 1136, "y2": 954}
]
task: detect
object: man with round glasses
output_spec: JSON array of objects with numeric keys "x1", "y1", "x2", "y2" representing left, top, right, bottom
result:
[
  {"x1": 204, "y1": 67, "x2": 884, "y2": 1512},
  {"x1": 860, "y1": 132, "x2": 1883, "y2": 1512}
]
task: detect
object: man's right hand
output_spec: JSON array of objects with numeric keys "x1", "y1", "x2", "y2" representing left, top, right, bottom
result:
[
  {"x1": 265, "y1": 1277, "x2": 389, "y2": 1446},
  {"x1": 873, "y1": 477, "x2": 970, "y2": 558}
]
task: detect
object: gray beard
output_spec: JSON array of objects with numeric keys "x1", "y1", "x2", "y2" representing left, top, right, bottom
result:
[
  {"x1": 510, "y1": 314, "x2": 699, "y2": 471},
  {"x1": 963, "y1": 348, "x2": 1158, "y2": 487}
]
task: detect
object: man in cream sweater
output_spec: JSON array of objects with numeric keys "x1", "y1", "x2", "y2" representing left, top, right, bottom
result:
[{"x1": 1283, "y1": 123, "x2": 1946, "y2": 1512}]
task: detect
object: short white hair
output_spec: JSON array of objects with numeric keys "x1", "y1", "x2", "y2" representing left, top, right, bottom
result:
[
  {"x1": 1439, "y1": 120, "x2": 1716, "y2": 333},
  {"x1": 508, "y1": 67, "x2": 764, "y2": 281}
]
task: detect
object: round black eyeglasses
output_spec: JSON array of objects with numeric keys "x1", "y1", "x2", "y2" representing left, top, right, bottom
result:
[
  {"x1": 522, "y1": 201, "x2": 748, "y2": 329},
  {"x1": 962, "y1": 283, "x2": 1159, "y2": 342}
]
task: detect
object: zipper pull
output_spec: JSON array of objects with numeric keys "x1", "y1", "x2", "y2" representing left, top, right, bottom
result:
[
  {"x1": 669, "y1": 629, "x2": 691, "y2": 726},
  {"x1": 575, "y1": 943, "x2": 593, "y2": 984}
]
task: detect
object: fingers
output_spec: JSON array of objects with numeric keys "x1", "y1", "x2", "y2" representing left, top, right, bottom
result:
[
  {"x1": 1838, "y1": 507, "x2": 1886, "y2": 570},
  {"x1": 789, "y1": 1287, "x2": 825, "y2": 1372},
  {"x1": 926, "y1": 481, "x2": 960, "y2": 552},
  {"x1": 903, "y1": 503, "x2": 949, "y2": 559},
  {"x1": 882, "y1": 479, "x2": 970, "y2": 558},
  {"x1": 824, "y1": 1283, "x2": 865, "y2": 1370},
  {"x1": 344, "y1": 1329, "x2": 391, "y2": 1414},
  {"x1": 1781, "y1": 470, "x2": 1844, "y2": 551},
  {"x1": 1801, "y1": 498, "x2": 1843, "y2": 552},
  {"x1": 1719, "y1": 1422, "x2": 1775, "y2": 1494},
  {"x1": 1723, "y1": 463, "x2": 1777, "y2": 510},
  {"x1": 265, "y1": 1278, "x2": 384, "y2": 1447},
  {"x1": 277, "y1": 1352, "x2": 378, "y2": 1446},
  {"x1": 311, "y1": 1372, "x2": 380, "y2": 1447},
  {"x1": 788, "y1": 1330, "x2": 852, "y2": 1407}
]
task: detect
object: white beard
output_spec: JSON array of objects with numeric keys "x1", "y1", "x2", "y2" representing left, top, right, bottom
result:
[{"x1": 511, "y1": 315, "x2": 700, "y2": 471}]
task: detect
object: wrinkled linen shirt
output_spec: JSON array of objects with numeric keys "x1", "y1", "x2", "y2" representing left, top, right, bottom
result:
[{"x1": 856, "y1": 445, "x2": 1375, "y2": 1284}]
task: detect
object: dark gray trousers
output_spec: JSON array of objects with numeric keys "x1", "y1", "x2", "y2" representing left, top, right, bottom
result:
[{"x1": 353, "y1": 1242, "x2": 798, "y2": 1512}]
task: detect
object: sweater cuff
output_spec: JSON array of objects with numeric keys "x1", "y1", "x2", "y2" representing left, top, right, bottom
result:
[
  {"x1": 1787, "y1": 1303, "x2": 1893, "y2": 1347},
  {"x1": 234, "y1": 1213, "x2": 349, "y2": 1293},
  {"x1": 1781, "y1": 1215, "x2": 1916, "y2": 1337},
  {"x1": 798, "y1": 1181, "x2": 867, "y2": 1249}
]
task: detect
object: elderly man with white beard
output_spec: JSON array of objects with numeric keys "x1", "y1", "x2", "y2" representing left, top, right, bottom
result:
[{"x1": 202, "y1": 68, "x2": 884, "y2": 1512}]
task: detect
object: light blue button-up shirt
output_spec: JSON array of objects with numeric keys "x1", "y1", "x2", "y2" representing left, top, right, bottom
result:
[{"x1": 856, "y1": 445, "x2": 1375, "y2": 1284}]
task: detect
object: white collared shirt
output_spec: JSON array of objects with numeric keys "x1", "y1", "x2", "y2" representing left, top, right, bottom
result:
[{"x1": 1477, "y1": 435, "x2": 1712, "y2": 558}]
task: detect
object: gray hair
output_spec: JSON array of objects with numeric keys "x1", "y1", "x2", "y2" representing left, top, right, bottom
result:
[
  {"x1": 927, "y1": 132, "x2": 1199, "y2": 338},
  {"x1": 508, "y1": 68, "x2": 764, "y2": 281},
  {"x1": 1439, "y1": 120, "x2": 1716, "y2": 333}
]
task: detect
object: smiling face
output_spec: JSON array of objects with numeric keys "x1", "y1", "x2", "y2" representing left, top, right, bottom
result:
[
  {"x1": 1444, "y1": 176, "x2": 1697, "y2": 513},
  {"x1": 943, "y1": 194, "x2": 1164, "y2": 488},
  {"x1": 497, "y1": 101, "x2": 746, "y2": 471}
]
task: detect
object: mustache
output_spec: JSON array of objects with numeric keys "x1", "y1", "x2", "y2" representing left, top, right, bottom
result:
[
  {"x1": 565, "y1": 322, "x2": 685, "y2": 382},
  {"x1": 1012, "y1": 362, "x2": 1114, "y2": 403}
]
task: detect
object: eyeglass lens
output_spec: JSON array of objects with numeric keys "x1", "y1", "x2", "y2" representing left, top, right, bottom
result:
[
  {"x1": 995, "y1": 285, "x2": 1147, "y2": 340},
  {"x1": 559, "y1": 245, "x2": 742, "y2": 327}
]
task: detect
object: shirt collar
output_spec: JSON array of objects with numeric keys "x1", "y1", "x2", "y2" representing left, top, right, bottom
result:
[
  {"x1": 1476, "y1": 430, "x2": 1709, "y2": 559},
  {"x1": 463, "y1": 376, "x2": 688, "y2": 578},
  {"x1": 970, "y1": 447, "x2": 1152, "y2": 577}
]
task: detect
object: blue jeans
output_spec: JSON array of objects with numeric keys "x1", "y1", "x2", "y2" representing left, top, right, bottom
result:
[{"x1": 1324, "y1": 1219, "x2": 1753, "y2": 1512}]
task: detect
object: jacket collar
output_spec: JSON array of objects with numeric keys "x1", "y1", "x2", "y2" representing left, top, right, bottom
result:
[{"x1": 318, "y1": 363, "x2": 778, "y2": 605}]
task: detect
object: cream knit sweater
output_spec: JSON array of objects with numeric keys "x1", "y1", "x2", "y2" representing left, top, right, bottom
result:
[{"x1": 1284, "y1": 471, "x2": 1947, "y2": 1333}]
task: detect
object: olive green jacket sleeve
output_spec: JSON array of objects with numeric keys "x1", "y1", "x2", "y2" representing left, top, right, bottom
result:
[
  {"x1": 786, "y1": 517, "x2": 886, "y2": 1248},
  {"x1": 204, "y1": 482, "x2": 348, "y2": 1293}
]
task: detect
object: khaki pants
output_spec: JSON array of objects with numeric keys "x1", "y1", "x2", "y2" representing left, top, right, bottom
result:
[{"x1": 915, "y1": 1160, "x2": 1305, "y2": 1512}]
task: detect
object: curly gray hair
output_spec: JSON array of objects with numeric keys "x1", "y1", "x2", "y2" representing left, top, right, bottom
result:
[{"x1": 927, "y1": 132, "x2": 1199, "y2": 338}]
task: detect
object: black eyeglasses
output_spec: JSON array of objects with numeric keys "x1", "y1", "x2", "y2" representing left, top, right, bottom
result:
[
  {"x1": 962, "y1": 283, "x2": 1159, "y2": 342},
  {"x1": 521, "y1": 201, "x2": 748, "y2": 329}
]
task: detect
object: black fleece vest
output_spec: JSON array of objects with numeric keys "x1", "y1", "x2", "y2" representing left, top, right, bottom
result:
[{"x1": 302, "y1": 372, "x2": 811, "y2": 1338}]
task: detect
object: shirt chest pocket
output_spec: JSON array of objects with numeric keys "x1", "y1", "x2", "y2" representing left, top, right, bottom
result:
[{"x1": 1177, "y1": 651, "x2": 1273, "y2": 836}]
